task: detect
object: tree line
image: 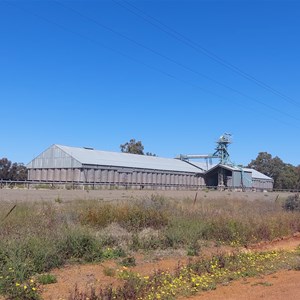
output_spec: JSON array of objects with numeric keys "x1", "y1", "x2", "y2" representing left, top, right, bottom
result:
[
  {"x1": 0, "y1": 158, "x2": 27, "y2": 181},
  {"x1": 247, "y1": 152, "x2": 300, "y2": 190},
  {"x1": 1, "y1": 140, "x2": 300, "y2": 189}
]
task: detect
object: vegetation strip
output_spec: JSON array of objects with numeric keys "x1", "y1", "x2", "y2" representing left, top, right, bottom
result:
[
  {"x1": 1, "y1": 194, "x2": 300, "y2": 299},
  {"x1": 70, "y1": 249, "x2": 300, "y2": 300}
]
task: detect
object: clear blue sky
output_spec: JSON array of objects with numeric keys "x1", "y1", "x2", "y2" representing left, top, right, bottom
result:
[{"x1": 1, "y1": 0, "x2": 300, "y2": 167}]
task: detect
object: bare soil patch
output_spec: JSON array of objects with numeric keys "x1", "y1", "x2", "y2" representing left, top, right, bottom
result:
[
  {"x1": 180, "y1": 270, "x2": 300, "y2": 300},
  {"x1": 247, "y1": 232, "x2": 300, "y2": 252}
]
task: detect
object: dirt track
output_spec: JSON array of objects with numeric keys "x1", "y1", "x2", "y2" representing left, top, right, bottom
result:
[{"x1": 182, "y1": 270, "x2": 300, "y2": 300}]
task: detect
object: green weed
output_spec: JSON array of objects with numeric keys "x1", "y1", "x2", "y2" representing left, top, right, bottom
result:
[{"x1": 37, "y1": 273, "x2": 57, "y2": 285}]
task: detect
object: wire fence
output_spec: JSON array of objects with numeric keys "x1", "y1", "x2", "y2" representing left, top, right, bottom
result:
[{"x1": 0, "y1": 180, "x2": 292, "y2": 192}]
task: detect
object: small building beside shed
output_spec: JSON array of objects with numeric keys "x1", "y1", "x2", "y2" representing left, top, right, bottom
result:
[{"x1": 204, "y1": 164, "x2": 273, "y2": 191}]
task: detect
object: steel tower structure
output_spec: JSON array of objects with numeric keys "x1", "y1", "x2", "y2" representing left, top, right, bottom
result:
[{"x1": 212, "y1": 133, "x2": 232, "y2": 165}]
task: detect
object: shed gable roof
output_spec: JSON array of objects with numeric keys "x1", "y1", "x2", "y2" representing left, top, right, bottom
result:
[
  {"x1": 243, "y1": 168, "x2": 273, "y2": 181},
  {"x1": 27, "y1": 145, "x2": 82, "y2": 169},
  {"x1": 28, "y1": 144, "x2": 204, "y2": 173}
]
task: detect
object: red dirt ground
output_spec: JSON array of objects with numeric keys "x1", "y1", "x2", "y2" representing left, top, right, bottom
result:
[
  {"x1": 40, "y1": 234, "x2": 300, "y2": 300},
  {"x1": 179, "y1": 270, "x2": 300, "y2": 300}
]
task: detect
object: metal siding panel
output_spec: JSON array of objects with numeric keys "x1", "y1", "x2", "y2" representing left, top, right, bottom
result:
[
  {"x1": 113, "y1": 170, "x2": 119, "y2": 183},
  {"x1": 127, "y1": 172, "x2": 132, "y2": 184},
  {"x1": 147, "y1": 173, "x2": 152, "y2": 184},
  {"x1": 227, "y1": 176, "x2": 233, "y2": 187},
  {"x1": 35, "y1": 169, "x2": 38, "y2": 180},
  {"x1": 94, "y1": 169, "x2": 101, "y2": 182},
  {"x1": 166, "y1": 174, "x2": 171, "y2": 185},
  {"x1": 61, "y1": 169, "x2": 67, "y2": 181},
  {"x1": 74, "y1": 169, "x2": 80, "y2": 182},
  {"x1": 161, "y1": 173, "x2": 166, "y2": 184},
  {"x1": 66, "y1": 169, "x2": 71, "y2": 181},
  {"x1": 41, "y1": 169, "x2": 47, "y2": 181},
  {"x1": 232, "y1": 171, "x2": 239, "y2": 187},
  {"x1": 178, "y1": 175, "x2": 182, "y2": 185},
  {"x1": 152, "y1": 173, "x2": 157, "y2": 184},
  {"x1": 86, "y1": 169, "x2": 93, "y2": 182},
  {"x1": 31, "y1": 169, "x2": 36, "y2": 180},
  {"x1": 80, "y1": 170, "x2": 85, "y2": 182},
  {"x1": 187, "y1": 175, "x2": 191, "y2": 186},
  {"x1": 143, "y1": 173, "x2": 147, "y2": 184},
  {"x1": 137, "y1": 172, "x2": 142, "y2": 183},
  {"x1": 174, "y1": 175, "x2": 178, "y2": 185},
  {"x1": 53, "y1": 169, "x2": 59, "y2": 181},
  {"x1": 101, "y1": 170, "x2": 108, "y2": 182},
  {"x1": 108, "y1": 170, "x2": 114, "y2": 182},
  {"x1": 119, "y1": 173, "x2": 126, "y2": 184},
  {"x1": 47, "y1": 169, "x2": 54, "y2": 181},
  {"x1": 189, "y1": 175, "x2": 194, "y2": 185},
  {"x1": 170, "y1": 174, "x2": 174, "y2": 185},
  {"x1": 132, "y1": 171, "x2": 137, "y2": 183},
  {"x1": 244, "y1": 172, "x2": 252, "y2": 188},
  {"x1": 157, "y1": 173, "x2": 162, "y2": 184}
]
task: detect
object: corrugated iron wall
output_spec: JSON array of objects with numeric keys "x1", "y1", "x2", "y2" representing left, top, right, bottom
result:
[
  {"x1": 28, "y1": 167, "x2": 205, "y2": 188},
  {"x1": 252, "y1": 178, "x2": 273, "y2": 191}
]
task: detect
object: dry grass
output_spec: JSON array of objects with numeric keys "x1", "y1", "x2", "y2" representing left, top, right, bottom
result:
[{"x1": 0, "y1": 192, "x2": 300, "y2": 299}]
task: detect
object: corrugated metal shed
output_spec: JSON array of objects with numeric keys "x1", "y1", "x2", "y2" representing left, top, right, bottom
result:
[
  {"x1": 204, "y1": 164, "x2": 252, "y2": 174},
  {"x1": 27, "y1": 144, "x2": 205, "y2": 173},
  {"x1": 243, "y1": 168, "x2": 273, "y2": 181},
  {"x1": 203, "y1": 165, "x2": 272, "y2": 180}
]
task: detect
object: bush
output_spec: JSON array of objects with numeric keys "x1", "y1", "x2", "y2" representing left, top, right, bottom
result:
[
  {"x1": 283, "y1": 193, "x2": 300, "y2": 211},
  {"x1": 80, "y1": 202, "x2": 169, "y2": 232},
  {"x1": 57, "y1": 230, "x2": 104, "y2": 262},
  {"x1": 120, "y1": 256, "x2": 136, "y2": 267},
  {"x1": 37, "y1": 273, "x2": 57, "y2": 285},
  {"x1": 0, "y1": 266, "x2": 40, "y2": 300}
]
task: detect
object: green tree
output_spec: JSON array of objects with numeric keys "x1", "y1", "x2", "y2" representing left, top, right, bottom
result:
[
  {"x1": 296, "y1": 165, "x2": 300, "y2": 189},
  {"x1": 248, "y1": 152, "x2": 283, "y2": 187},
  {"x1": 10, "y1": 163, "x2": 28, "y2": 180},
  {"x1": 0, "y1": 158, "x2": 12, "y2": 180},
  {"x1": 120, "y1": 139, "x2": 157, "y2": 156},
  {"x1": 120, "y1": 139, "x2": 144, "y2": 155},
  {"x1": 0, "y1": 158, "x2": 27, "y2": 180},
  {"x1": 248, "y1": 152, "x2": 299, "y2": 190},
  {"x1": 145, "y1": 152, "x2": 157, "y2": 157}
]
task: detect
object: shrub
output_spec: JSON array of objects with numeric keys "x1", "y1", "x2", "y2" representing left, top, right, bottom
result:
[
  {"x1": 120, "y1": 256, "x2": 136, "y2": 267},
  {"x1": 79, "y1": 202, "x2": 169, "y2": 232},
  {"x1": 283, "y1": 193, "x2": 300, "y2": 211},
  {"x1": 57, "y1": 230, "x2": 103, "y2": 262},
  {"x1": 0, "y1": 267, "x2": 40, "y2": 300},
  {"x1": 102, "y1": 247, "x2": 126, "y2": 259},
  {"x1": 103, "y1": 267, "x2": 116, "y2": 277},
  {"x1": 37, "y1": 273, "x2": 57, "y2": 285}
]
